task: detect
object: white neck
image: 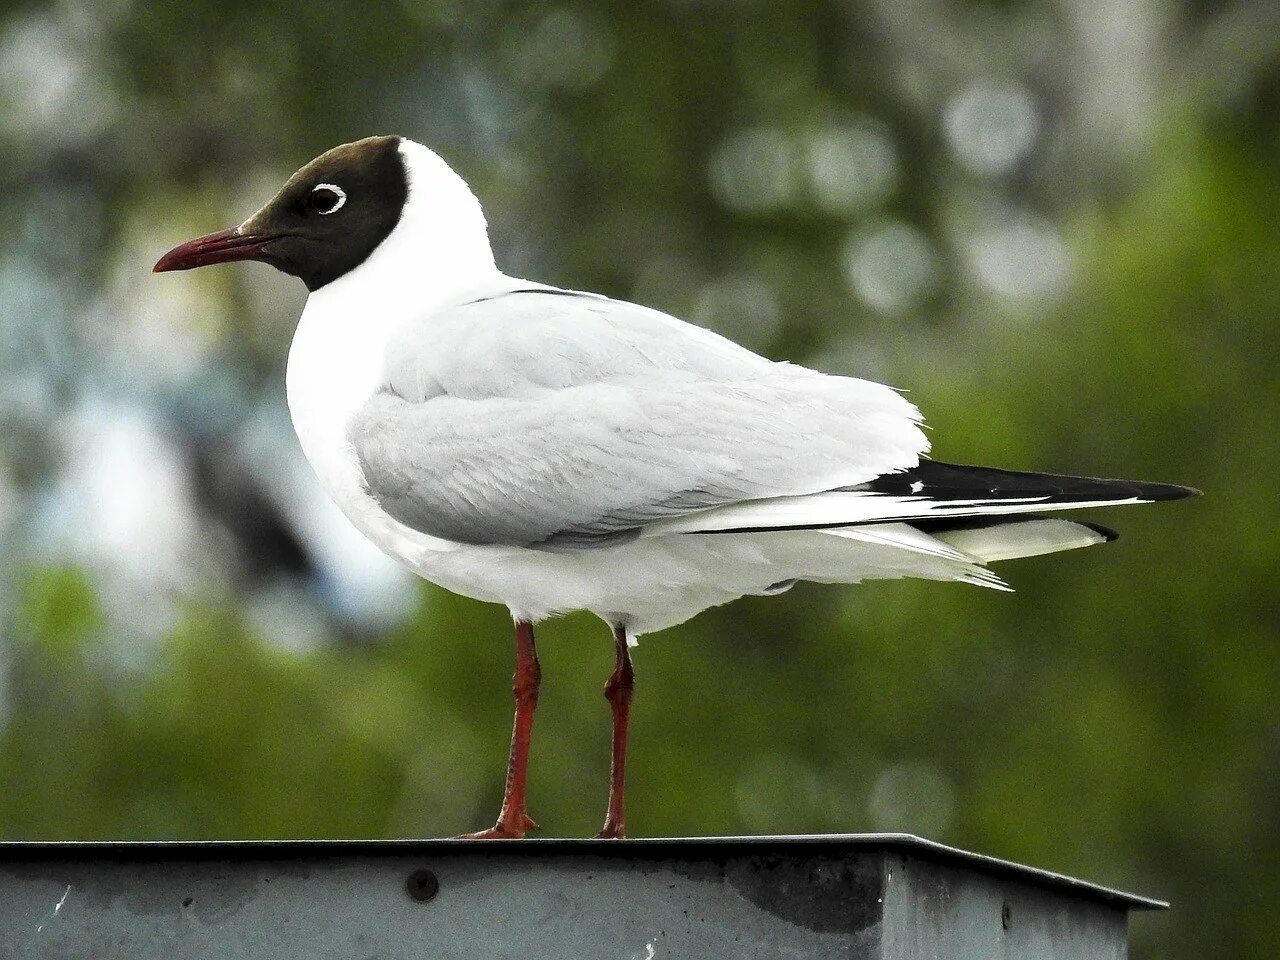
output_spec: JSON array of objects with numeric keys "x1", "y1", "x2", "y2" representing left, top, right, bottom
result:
[
  {"x1": 308, "y1": 139, "x2": 503, "y2": 327},
  {"x1": 285, "y1": 140, "x2": 508, "y2": 523}
]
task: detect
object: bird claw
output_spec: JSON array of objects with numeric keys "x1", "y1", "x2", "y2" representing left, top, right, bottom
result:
[
  {"x1": 594, "y1": 822, "x2": 626, "y2": 840},
  {"x1": 459, "y1": 825, "x2": 524, "y2": 840},
  {"x1": 459, "y1": 813, "x2": 537, "y2": 840}
]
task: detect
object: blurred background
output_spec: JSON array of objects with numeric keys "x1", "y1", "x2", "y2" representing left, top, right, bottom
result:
[{"x1": 0, "y1": 0, "x2": 1276, "y2": 955}]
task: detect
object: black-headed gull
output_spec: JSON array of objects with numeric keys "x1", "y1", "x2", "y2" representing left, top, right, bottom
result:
[{"x1": 154, "y1": 136, "x2": 1197, "y2": 839}]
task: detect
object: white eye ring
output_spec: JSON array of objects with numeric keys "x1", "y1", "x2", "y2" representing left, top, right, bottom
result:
[{"x1": 312, "y1": 183, "x2": 346, "y2": 215}]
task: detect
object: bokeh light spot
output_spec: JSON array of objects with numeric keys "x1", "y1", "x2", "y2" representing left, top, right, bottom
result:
[
  {"x1": 944, "y1": 82, "x2": 1040, "y2": 176},
  {"x1": 708, "y1": 127, "x2": 800, "y2": 215},
  {"x1": 843, "y1": 220, "x2": 940, "y2": 313},
  {"x1": 968, "y1": 214, "x2": 1072, "y2": 300},
  {"x1": 804, "y1": 120, "x2": 899, "y2": 216}
]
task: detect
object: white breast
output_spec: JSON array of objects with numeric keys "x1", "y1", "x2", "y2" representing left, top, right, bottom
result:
[
  {"x1": 286, "y1": 294, "x2": 385, "y2": 508},
  {"x1": 283, "y1": 264, "x2": 552, "y2": 611}
]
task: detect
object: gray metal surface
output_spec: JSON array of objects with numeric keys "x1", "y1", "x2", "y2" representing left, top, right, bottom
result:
[{"x1": 0, "y1": 834, "x2": 1164, "y2": 960}]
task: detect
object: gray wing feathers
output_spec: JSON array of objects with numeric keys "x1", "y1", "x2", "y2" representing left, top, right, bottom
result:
[
  {"x1": 352, "y1": 289, "x2": 928, "y2": 548},
  {"x1": 382, "y1": 289, "x2": 768, "y2": 402},
  {"x1": 353, "y1": 376, "x2": 926, "y2": 547}
]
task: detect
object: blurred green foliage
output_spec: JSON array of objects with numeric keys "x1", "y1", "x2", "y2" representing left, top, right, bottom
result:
[{"x1": 1, "y1": 2, "x2": 1277, "y2": 959}]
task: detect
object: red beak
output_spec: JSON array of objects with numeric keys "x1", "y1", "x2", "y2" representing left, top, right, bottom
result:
[{"x1": 153, "y1": 228, "x2": 272, "y2": 273}]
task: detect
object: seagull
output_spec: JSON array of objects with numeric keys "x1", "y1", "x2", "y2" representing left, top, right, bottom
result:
[{"x1": 154, "y1": 135, "x2": 1198, "y2": 839}]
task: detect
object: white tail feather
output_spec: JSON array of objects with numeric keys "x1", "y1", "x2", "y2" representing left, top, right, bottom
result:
[
  {"x1": 931, "y1": 518, "x2": 1111, "y2": 563},
  {"x1": 641, "y1": 490, "x2": 1144, "y2": 537},
  {"x1": 822, "y1": 524, "x2": 1012, "y2": 591}
]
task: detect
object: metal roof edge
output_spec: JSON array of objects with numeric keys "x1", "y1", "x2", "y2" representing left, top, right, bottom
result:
[{"x1": 0, "y1": 833, "x2": 1167, "y2": 910}]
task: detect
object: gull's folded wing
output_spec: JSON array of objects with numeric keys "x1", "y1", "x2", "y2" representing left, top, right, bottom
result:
[
  {"x1": 640, "y1": 460, "x2": 1198, "y2": 536},
  {"x1": 350, "y1": 287, "x2": 928, "y2": 547}
]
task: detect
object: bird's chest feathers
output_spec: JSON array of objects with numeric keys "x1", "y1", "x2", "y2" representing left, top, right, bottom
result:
[{"x1": 286, "y1": 296, "x2": 396, "y2": 504}]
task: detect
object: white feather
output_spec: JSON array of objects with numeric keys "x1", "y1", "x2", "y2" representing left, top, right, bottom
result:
[
  {"x1": 640, "y1": 492, "x2": 1144, "y2": 536},
  {"x1": 932, "y1": 519, "x2": 1111, "y2": 563}
]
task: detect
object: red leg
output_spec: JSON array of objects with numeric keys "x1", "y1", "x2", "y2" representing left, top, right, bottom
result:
[
  {"x1": 596, "y1": 624, "x2": 634, "y2": 839},
  {"x1": 462, "y1": 620, "x2": 540, "y2": 839}
]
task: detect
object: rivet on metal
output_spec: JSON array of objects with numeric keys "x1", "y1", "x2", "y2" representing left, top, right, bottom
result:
[{"x1": 406, "y1": 868, "x2": 440, "y2": 903}]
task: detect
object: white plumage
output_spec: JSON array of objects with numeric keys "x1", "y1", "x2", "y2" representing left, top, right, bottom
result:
[{"x1": 279, "y1": 139, "x2": 1173, "y2": 638}]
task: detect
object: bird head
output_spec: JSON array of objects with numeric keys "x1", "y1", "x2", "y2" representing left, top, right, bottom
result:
[{"x1": 154, "y1": 136, "x2": 494, "y2": 293}]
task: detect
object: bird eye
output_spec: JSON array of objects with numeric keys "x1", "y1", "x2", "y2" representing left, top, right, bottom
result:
[{"x1": 309, "y1": 183, "x2": 346, "y2": 215}]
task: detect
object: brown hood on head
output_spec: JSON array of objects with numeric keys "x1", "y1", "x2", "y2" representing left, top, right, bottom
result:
[{"x1": 154, "y1": 135, "x2": 409, "y2": 291}]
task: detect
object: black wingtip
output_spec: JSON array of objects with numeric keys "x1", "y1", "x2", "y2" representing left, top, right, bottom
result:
[
  {"x1": 1137, "y1": 482, "x2": 1202, "y2": 502},
  {"x1": 863, "y1": 460, "x2": 1202, "y2": 506},
  {"x1": 1076, "y1": 521, "x2": 1121, "y2": 543}
]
